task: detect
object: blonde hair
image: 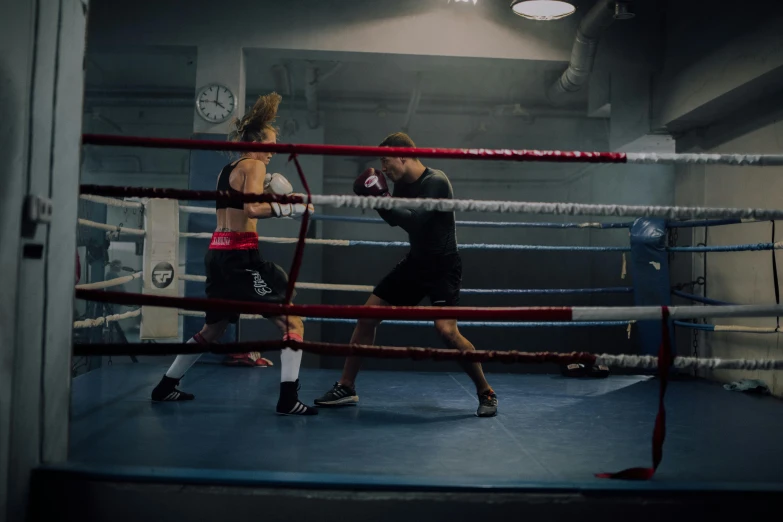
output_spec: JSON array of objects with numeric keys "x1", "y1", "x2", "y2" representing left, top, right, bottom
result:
[{"x1": 228, "y1": 92, "x2": 282, "y2": 143}]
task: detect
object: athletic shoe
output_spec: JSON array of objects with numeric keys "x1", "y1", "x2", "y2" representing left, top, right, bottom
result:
[
  {"x1": 223, "y1": 352, "x2": 273, "y2": 367},
  {"x1": 151, "y1": 375, "x2": 195, "y2": 402},
  {"x1": 589, "y1": 364, "x2": 610, "y2": 378},
  {"x1": 276, "y1": 380, "x2": 318, "y2": 416},
  {"x1": 476, "y1": 389, "x2": 498, "y2": 417},
  {"x1": 313, "y1": 382, "x2": 359, "y2": 406},
  {"x1": 561, "y1": 363, "x2": 588, "y2": 377}
]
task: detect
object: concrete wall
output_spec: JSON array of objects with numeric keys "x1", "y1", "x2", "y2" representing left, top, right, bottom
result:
[
  {"x1": 1, "y1": 1, "x2": 89, "y2": 520},
  {"x1": 675, "y1": 109, "x2": 783, "y2": 397}
]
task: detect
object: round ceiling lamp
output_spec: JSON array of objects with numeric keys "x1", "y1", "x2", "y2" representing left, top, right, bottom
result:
[{"x1": 510, "y1": 0, "x2": 576, "y2": 20}]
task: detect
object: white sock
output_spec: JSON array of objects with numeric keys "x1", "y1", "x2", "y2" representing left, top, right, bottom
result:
[
  {"x1": 165, "y1": 334, "x2": 205, "y2": 379},
  {"x1": 280, "y1": 332, "x2": 304, "y2": 383},
  {"x1": 280, "y1": 348, "x2": 302, "y2": 383}
]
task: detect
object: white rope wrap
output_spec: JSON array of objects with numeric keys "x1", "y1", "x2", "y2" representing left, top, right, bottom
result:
[
  {"x1": 78, "y1": 218, "x2": 146, "y2": 236},
  {"x1": 75, "y1": 272, "x2": 142, "y2": 290},
  {"x1": 179, "y1": 310, "x2": 264, "y2": 320},
  {"x1": 179, "y1": 205, "x2": 216, "y2": 215},
  {"x1": 179, "y1": 274, "x2": 205, "y2": 282},
  {"x1": 596, "y1": 354, "x2": 783, "y2": 370},
  {"x1": 73, "y1": 309, "x2": 141, "y2": 329},
  {"x1": 80, "y1": 194, "x2": 143, "y2": 209},
  {"x1": 301, "y1": 195, "x2": 783, "y2": 221},
  {"x1": 625, "y1": 152, "x2": 783, "y2": 166},
  {"x1": 713, "y1": 325, "x2": 780, "y2": 333}
]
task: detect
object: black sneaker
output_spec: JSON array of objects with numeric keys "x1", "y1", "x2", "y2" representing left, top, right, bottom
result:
[
  {"x1": 313, "y1": 382, "x2": 358, "y2": 406},
  {"x1": 151, "y1": 375, "x2": 195, "y2": 402},
  {"x1": 276, "y1": 380, "x2": 318, "y2": 416},
  {"x1": 477, "y1": 389, "x2": 498, "y2": 417}
]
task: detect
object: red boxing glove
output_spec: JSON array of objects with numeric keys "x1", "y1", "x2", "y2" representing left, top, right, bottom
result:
[{"x1": 353, "y1": 168, "x2": 390, "y2": 197}]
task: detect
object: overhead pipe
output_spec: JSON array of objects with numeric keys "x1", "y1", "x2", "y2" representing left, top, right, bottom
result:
[
  {"x1": 305, "y1": 63, "x2": 319, "y2": 129},
  {"x1": 305, "y1": 62, "x2": 343, "y2": 129},
  {"x1": 83, "y1": 90, "x2": 600, "y2": 119},
  {"x1": 402, "y1": 72, "x2": 423, "y2": 133},
  {"x1": 546, "y1": 0, "x2": 634, "y2": 106}
]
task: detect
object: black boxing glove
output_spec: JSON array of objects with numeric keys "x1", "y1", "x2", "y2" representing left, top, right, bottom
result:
[{"x1": 353, "y1": 167, "x2": 390, "y2": 197}]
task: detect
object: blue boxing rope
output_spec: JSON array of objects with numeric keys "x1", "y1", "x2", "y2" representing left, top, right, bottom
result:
[
  {"x1": 671, "y1": 290, "x2": 734, "y2": 306},
  {"x1": 302, "y1": 317, "x2": 632, "y2": 328},
  {"x1": 668, "y1": 242, "x2": 783, "y2": 252},
  {"x1": 461, "y1": 287, "x2": 633, "y2": 295},
  {"x1": 673, "y1": 321, "x2": 715, "y2": 331},
  {"x1": 667, "y1": 218, "x2": 749, "y2": 228}
]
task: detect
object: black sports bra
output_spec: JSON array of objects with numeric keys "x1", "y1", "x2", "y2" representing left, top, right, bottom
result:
[{"x1": 216, "y1": 158, "x2": 250, "y2": 210}]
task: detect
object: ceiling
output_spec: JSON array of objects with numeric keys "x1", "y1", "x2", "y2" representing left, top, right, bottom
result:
[{"x1": 85, "y1": 46, "x2": 589, "y2": 117}]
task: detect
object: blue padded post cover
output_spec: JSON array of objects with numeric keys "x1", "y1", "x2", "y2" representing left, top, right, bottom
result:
[{"x1": 629, "y1": 218, "x2": 675, "y2": 358}]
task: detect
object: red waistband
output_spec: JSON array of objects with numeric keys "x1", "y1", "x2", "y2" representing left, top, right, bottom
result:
[{"x1": 209, "y1": 231, "x2": 259, "y2": 250}]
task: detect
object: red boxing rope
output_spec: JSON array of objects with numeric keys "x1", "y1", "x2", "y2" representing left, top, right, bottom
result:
[
  {"x1": 74, "y1": 289, "x2": 574, "y2": 322},
  {"x1": 81, "y1": 134, "x2": 628, "y2": 164},
  {"x1": 285, "y1": 153, "x2": 312, "y2": 304},
  {"x1": 71, "y1": 339, "x2": 599, "y2": 366}
]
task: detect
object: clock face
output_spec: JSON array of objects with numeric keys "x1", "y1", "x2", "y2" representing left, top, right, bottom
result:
[{"x1": 196, "y1": 84, "x2": 235, "y2": 123}]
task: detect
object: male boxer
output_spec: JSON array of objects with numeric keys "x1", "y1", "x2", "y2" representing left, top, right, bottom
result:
[
  {"x1": 314, "y1": 132, "x2": 498, "y2": 417},
  {"x1": 150, "y1": 91, "x2": 317, "y2": 416}
]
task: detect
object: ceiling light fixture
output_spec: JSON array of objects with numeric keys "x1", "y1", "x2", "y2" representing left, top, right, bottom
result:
[
  {"x1": 448, "y1": 0, "x2": 478, "y2": 4},
  {"x1": 510, "y1": 0, "x2": 575, "y2": 20}
]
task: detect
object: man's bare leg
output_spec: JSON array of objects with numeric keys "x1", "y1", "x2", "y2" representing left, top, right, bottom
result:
[
  {"x1": 339, "y1": 294, "x2": 388, "y2": 387},
  {"x1": 434, "y1": 319, "x2": 491, "y2": 393},
  {"x1": 435, "y1": 319, "x2": 497, "y2": 416},
  {"x1": 313, "y1": 294, "x2": 387, "y2": 406}
]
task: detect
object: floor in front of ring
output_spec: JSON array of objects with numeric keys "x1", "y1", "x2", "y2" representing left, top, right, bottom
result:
[{"x1": 68, "y1": 364, "x2": 783, "y2": 486}]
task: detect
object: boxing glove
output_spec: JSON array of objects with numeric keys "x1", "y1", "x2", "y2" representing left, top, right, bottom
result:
[
  {"x1": 270, "y1": 193, "x2": 314, "y2": 218},
  {"x1": 264, "y1": 172, "x2": 294, "y2": 195},
  {"x1": 353, "y1": 168, "x2": 390, "y2": 197}
]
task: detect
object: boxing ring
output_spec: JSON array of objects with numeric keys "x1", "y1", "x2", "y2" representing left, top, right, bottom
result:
[{"x1": 54, "y1": 134, "x2": 783, "y2": 520}]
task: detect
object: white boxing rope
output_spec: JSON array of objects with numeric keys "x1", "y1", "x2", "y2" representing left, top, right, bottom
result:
[
  {"x1": 302, "y1": 195, "x2": 783, "y2": 221},
  {"x1": 75, "y1": 272, "x2": 142, "y2": 290},
  {"x1": 597, "y1": 354, "x2": 783, "y2": 371},
  {"x1": 78, "y1": 218, "x2": 146, "y2": 236},
  {"x1": 80, "y1": 194, "x2": 144, "y2": 209},
  {"x1": 574, "y1": 304, "x2": 783, "y2": 321},
  {"x1": 73, "y1": 309, "x2": 142, "y2": 329},
  {"x1": 625, "y1": 152, "x2": 783, "y2": 166}
]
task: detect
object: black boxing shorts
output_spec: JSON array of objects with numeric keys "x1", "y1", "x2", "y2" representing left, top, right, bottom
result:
[
  {"x1": 203, "y1": 231, "x2": 293, "y2": 324},
  {"x1": 373, "y1": 252, "x2": 462, "y2": 307}
]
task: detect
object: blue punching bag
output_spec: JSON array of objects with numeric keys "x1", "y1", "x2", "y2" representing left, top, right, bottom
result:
[{"x1": 629, "y1": 218, "x2": 675, "y2": 361}]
